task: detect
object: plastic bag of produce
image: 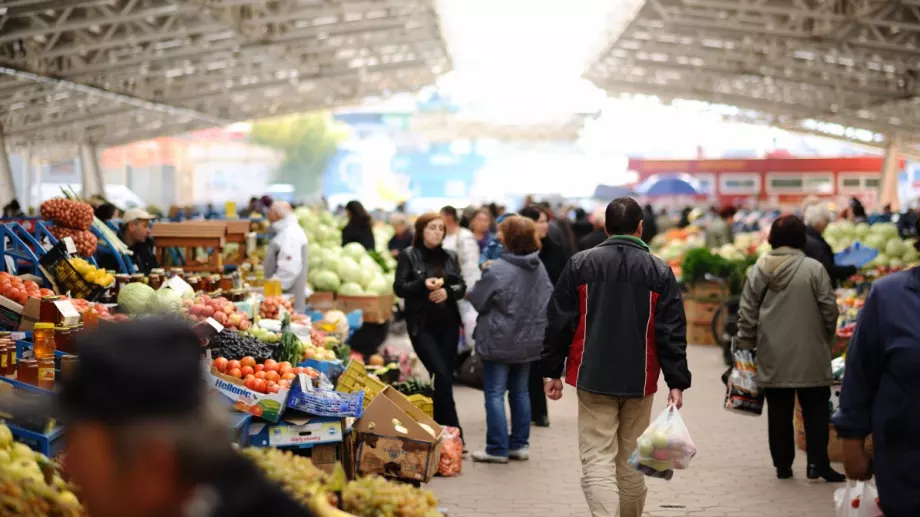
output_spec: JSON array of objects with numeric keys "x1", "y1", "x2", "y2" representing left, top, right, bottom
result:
[
  {"x1": 438, "y1": 426, "x2": 463, "y2": 477},
  {"x1": 724, "y1": 349, "x2": 764, "y2": 416},
  {"x1": 628, "y1": 405, "x2": 696, "y2": 480},
  {"x1": 835, "y1": 480, "x2": 883, "y2": 517}
]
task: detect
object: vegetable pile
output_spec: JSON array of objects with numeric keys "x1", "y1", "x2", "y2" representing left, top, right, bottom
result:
[
  {"x1": 41, "y1": 198, "x2": 97, "y2": 257},
  {"x1": 825, "y1": 220, "x2": 919, "y2": 268},
  {"x1": 0, "y1": 273, "x2": 52, "y2": 305},
  {"x1": 186, "y1": 294, "x2": 250, "y2": 330},
  {"x1": 259, "y1": 295, "x2": 293, "y2": 319}
]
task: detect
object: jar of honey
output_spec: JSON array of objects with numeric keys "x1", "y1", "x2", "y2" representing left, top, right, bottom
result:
[
  {"x1": 130, "y1": 274, "x2": 145, "y2": 284},
  {"x1": 0, "y1": 342, "x2": 9, "y2": 376},
  {"x1": 219, "y1": 275, "x2": 233, "y2": 291},
  {"x1": 37, "y1": 358, "x2": 55, "y2": 390},
  {"x1": 39, "y1": 296, "x2": 60, "y2": 324},
  {"x1": 54, "y1": 327, "x2": 72, "y2": 355},
  {"x1": 187, "y1": 276, "x2": 202, "y2": 292},
  {"x1": 60, "y1": 356, "x2": 79, "y2": 381},
  {"x1": 148, "y1": 268, "x2": 165, "y2": 290},
  {"x1": 7, "y1": 339, "x2": 17, "y2": 373},
  {"x1": 32, "y1": 323, "x2": 56, "y2": 359},
  {"x1": 18, "y1": 359, "x2": 38, "y2": 386}
]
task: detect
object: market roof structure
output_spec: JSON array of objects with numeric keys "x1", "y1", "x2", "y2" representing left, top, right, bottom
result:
[
  {"x1": 583, "y1": 0, "x2": 920, "y2": 150},
  {"x1": 0, "y1": 0, "x2": 451, "y2": 147}
]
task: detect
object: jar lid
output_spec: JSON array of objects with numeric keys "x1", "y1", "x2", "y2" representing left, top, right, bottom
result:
[
  {"x1": 54, "y1": 326, "x2": 69, "y2": 331},
  {"x1": 33, "y1": 323, "x2": 54, "y2": 330}
]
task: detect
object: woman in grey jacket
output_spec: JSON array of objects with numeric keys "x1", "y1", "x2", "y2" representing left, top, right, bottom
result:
[
  {"x1": 468, "y1": 216, "x2": 554, "y2": 463},
  {"x1": 736, "y1": 214, "x2": 844, "y2": 482}
]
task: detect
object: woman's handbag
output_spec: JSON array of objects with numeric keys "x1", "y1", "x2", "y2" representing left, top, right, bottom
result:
[{"x1": 456, "y1": 350, "x2": 484, "y2": 390}]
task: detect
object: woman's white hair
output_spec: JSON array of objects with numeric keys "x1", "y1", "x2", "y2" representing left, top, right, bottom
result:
[{"x1": 804, "y1": 203, "x2": 832, "y2": 227}]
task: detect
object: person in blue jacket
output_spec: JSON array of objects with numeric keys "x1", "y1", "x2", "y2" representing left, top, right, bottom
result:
[
  {"x1": 479, "y1": 212, "x2": 516, "y2": 270},
  {"x1": 833, "y1": 234, "x2": 920, "y2": 517}
]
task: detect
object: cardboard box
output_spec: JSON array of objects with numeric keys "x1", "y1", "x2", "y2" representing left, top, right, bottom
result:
[
  {"x1": 336, "y1": 294, "x2": 394, "y2": 325},
  {"x1": 0, "y1": 296, "x2": 40, "y2": 331},
  {"x1": 354, "y1": 386, "x2": 443, "y2": 483},
  {"x1": 688, "y1": 281, "x2": 729, "y2": 301},
  {"x1": 204, "y1": 365, "x2": 290, "y2": 423},
  {"x1": 684, "y1": 299, "x2": 721, "y2": 325},
  {"x1": 688, "y1": 322, "x2": 717, "y2": 346},
  {"x1": 248, "y1": 414, "x2": 344, "y2": 448}
]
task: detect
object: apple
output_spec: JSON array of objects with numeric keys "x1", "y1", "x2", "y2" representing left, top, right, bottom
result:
[
  {"x1": 651, "y1": 431, "x2": 670, "y2": 450},
  {"x1": 202, "y1": 305, "x2": 215, "y2": 317},
  {"x1": 636, "y1": 437, "x2": 653, "y2": 457},
  {"x1": 229, "y1": 313, "x2": 242, "y2": 326}
]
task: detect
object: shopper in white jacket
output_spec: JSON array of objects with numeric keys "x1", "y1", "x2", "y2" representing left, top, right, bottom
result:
[
  {"x1": 264, "y1": 202, "x2": 308, "y2": 313},
  {"x1": 440, "y1": 206, "x2": 481, "y2": 350}
]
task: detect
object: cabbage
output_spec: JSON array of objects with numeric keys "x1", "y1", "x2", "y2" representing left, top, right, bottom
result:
[
  {"x1": 359, "y1": 268, "x2": 378, "y2": 289},
  {"x1": 150, "y1": 288, "x2": 183, "y2": 314},
  {"x1": 343, "y1": 242, "x2": 368, "y2": 262},
  {"x1": 314, "y1": 270, "x2": 342, "y2": 292},
  {"x1": 873, "y1": 253, "x2": 890, "y2": 267},
  {"x1": 885, "y1": 239, "x2": 907, "y2": 258},
  {"x1": 889, "y1": 258, "x2": 904, "y2": 268},
  {"x1": 338, "y1": 282, "x2": 365, "y2": 296},
  {"x1": 336, "y1": 257, "x2": 363, "y2": 284},
  {"x1": 904, "y1": 247, "x2": 919, "y2": 263},
  {"x1": 365, "y1": 274, "x2": 391, "y2": 295},
  {"x1": 308, "y1": 252, "x2": 323, "y2": 269},
  {"x1": 871, "y1": 222, "x2": 899, "y2": 240},
  {"x1": 853, "y1": 222, "x2": 871, "y2": 239},
  {"x1": 359, "y1": 255, "x2": 383, "y2": 274},
  {"x1": 118, "y1": 282, "x2": 156, "y2": 314},
  {"x1": 823, "y1": 222, "x2": 843, "y2": 240},
  {"x1": 863, "y1": 234, "x2": 885, "y2": 250}
]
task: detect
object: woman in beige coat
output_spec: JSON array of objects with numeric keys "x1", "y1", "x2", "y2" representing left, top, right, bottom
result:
[{"x1": 736, "y1": 214, "x2": 844, "y2": 483}]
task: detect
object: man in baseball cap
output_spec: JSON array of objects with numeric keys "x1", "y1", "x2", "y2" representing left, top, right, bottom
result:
[
  {"x1": 10, "y1": 320, "x2": 312, "y2": 517},
  {"x1": 98, "y1": 207, "x2": 160, "y2": 274}
]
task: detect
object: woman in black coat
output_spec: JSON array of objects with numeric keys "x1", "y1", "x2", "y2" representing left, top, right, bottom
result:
[
  {"x1": 393, "y1": 212, "x2": 467, "y2": 438},
  {"x1": 341, "y1": 200, "x2": 375, "y2": 250},
  {"x1": 519, "y1": 206, "x2": 571, "y2": 427}
]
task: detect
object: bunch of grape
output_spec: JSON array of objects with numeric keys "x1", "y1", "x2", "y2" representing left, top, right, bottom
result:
[
  {"x1": 342, "y1": 476, "x2": 443, "y2": 517},
  {"x1": 241, "y1": 448, "x2": 331, "y2": 507},
  {"x1": 211, "y1": 329, "x2": 277, "y2": 361}
]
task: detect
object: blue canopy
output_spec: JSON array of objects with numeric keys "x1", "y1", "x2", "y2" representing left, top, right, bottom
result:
[{"x1": 636, "y1": 175, "x2": 700, "y2": 196}]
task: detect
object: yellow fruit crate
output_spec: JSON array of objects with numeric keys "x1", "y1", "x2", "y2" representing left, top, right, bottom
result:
[
  {"x1": 335, "y1": 360, "x2": 386, "y2": 410},
  {"x1": 407, "y1": 394, "x2": 434, "y2": 419}
]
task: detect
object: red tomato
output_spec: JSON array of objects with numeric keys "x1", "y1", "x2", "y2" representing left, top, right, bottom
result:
[
  {"x1": 39, "y1": 288, "x2": 54, "y2": 297},
  {"x1": 240, "y1": 356, "x2": 256, "y2": 368},
  {"x1": 264, "y1": 371, "x2": 280, "y2": 383},
  {"x1": 244, "y1": 377, "x2": 257, "y2": 390},
  {"x1": 267, "y1": 384, "x2": 280, "y2": 394},
  {"x1": 254, "y1": 364, "x2": 265, "y2": 373},
  {"x1": 213, "y1": 357, "x2": 229, "y2": 373},
  {"x1": 263, "y1": 359, "x2": 279, "y2": 372},
  {"x1": 278, "y1": 361, "x2": 293, "y2": 371},
  {"x1": 254, "y1": 371, "x2": 266, "y2": 380},
  {"x1": 253, "y1": 379, "x2": 266, "y2": 393},
  {"x1": 227, "y1": 360, "x2": 241, "y2": 372},
  {"x1": 240, "y1": 366, "x2": 254, "y2": 378},
  {"x1": 228, "y1": 368, "x2": 242, "y2": 379},
  {"x1": 293, "y1": 367, "x2": 304, "y2": 375},
  {"x1": 281, "y1": 372, "x2": 296, "y2": 381},
  {"x1": 279, "y1": 380, "x2": 291, "y2": 389},
  {"x1": 280, "y1": 366, "x2": 294, "y2": 376}
]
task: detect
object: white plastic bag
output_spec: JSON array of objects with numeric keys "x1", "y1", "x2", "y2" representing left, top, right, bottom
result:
[
  {"x1": 835, "y1": 480, "x2": 883, "y2": 517},
  {"x1": 628, "y1": 404, "x2": 697, "y2": 480},
  {"x1": 724, "y1": 349, "x2": 764, "y2": 416}
]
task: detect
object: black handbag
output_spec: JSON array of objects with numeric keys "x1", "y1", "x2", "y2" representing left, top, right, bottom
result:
[{"x1": 456, "y1": 351, "x2": 484, "y2": 390}]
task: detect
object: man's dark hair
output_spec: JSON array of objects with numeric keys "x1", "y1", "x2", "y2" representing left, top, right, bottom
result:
[
  {"x1": 604, "y1": 197, "x2": 643, "y2": 235},
  {"x1": 768, "y1": 214, "x2": 807, "y2": 250},
  {"x1": 440, "y1": 205, "x2": 458, "y2": 221},
  {"x1": 95, "y1": 203, "x2": 117, "y2": 221},
  {"x1": 518, "y1": 205, "x2": 544, "y2": 222}
]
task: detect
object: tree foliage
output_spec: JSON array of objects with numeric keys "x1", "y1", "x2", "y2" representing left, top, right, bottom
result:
[{"x1": 249, "y1": 112, "x2": 348, "y2": 196}]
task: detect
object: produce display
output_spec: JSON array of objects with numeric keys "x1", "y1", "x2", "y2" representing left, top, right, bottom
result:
[
  {"x1": 259, "y1": 295, "x2": 294, "y2": 319},
  {"x1": 297, "y1": 208, "x2": 395, "y2": 296},
  {"x1": 67, "y1": 258, "x2": 114, "y2": 288},
  {"x1": 824, "y1": 220, "x2": 919, "y2": 268},
  {"x1": 186, "y1": 294, "x2": 250, "y2": 330},
  {"x1": 0, "y1": 273, "x2": 53, "y2": 305},
  {"x1": 243, "y1": 447, "x2": 444, "y2": 517},
  {"x1": 211, "y1": 356, "x2": 307, "y2": 393},
  {"x1": 0, "y1": 424, "x2": 84, "y2": 516},
  {"x1": 211, "y1": 329, "x2": 278, "y2": 362},
  {"x1": 48, "y1": 228, "x2": 98, "y2": 258},
  {"x1": 39, "y1": 199, "x2": 93, "y2": 232}
]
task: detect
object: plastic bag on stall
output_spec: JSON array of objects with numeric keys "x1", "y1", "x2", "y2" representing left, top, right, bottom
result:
[
  {"x1": 438, "y1": 426, "x2": 463, "y2": 477},
  {"x1": 724, "y1": 349, "x2": 765, "y2": 416},
  {"x1": 628, "y1": 405, "x2": 697, "y2": 481},
  {"x1": 835, "y1": 480, "x2": 883, "y2": 517}
]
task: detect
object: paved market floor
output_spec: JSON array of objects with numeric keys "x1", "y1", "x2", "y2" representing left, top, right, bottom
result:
[{"x1": 414, "y1": 343, "x2": 841, "y2": 517}]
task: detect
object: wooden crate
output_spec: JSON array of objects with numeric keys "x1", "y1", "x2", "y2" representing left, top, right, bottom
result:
[
  {"x1": 309, "y1": 292, "x2": 336, "y2": 311},
  {"x1": 336, "y1": 294, "x2": 395, "y2": 325},
  {"x1": 687, "y1": 281, "x2": 730, "y2": 301},
  {"x1": 688, "y1": 322, "x2": 716, "y2": 346},
  {"x1": 684, "y1": 299, "x2": 721, "y2": 326}
]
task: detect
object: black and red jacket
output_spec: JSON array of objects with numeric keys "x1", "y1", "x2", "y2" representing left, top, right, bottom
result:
[{"x1": 541, "y1": 235, "x2": 691, "y2": 398}]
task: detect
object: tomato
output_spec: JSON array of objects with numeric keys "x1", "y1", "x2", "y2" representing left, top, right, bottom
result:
[
  {"x1": 228, "y1": 368, "x2": 242, "y2": 379},
  {"x1": 249, "y1": 405, "x2": 263, "y2": 417},
  {"x1": 254, "y1": 364, "x2": 265, "y2": 373},
  {"x1": 281, "y1": 372, "x2": 296, "y2": 381},
  {"x1": 39, "y1": 288, "x2": 54, "y2": 297},
  {"x1": 279, "y1": 366, "x2": 294, "y2": 376},
  {"x1": 279, "y1": 380, "x2": 291, "y2": 389},
  {"x1": 267, "y1": 384, "x2": 280, "y2": 394},
  {"x1": 23, "y1": 281, "x2": 37, "y2": 291},
  {"x1": 244, "y1": 377, "x2": 257, "y2": 390},
  {"x1": 240, "y1": 356, "x2": 256, "y2": 368},
  {"x1": 240, "y1": 366, "x2": 254, "y2": 377},
  {"x1": 253, "y1": 379, "x2": 266, "y2": 393},
  {"x1": 278, "y1": 361, "x2": 293, "y2": 371},
  {"x1": 264, "y1": 371, "x2": 280, "y2": 383},
  {"x1": 212, "y1": 357, "x2": 229, "y2": 373},
  {"x1": 263, "y1": 359, "x2": 279, "y2": 372},
  {"x1": 306, "y1": 368, "x2": 319, "y2": 379},
  {"x1": 293, "y1": 367, "x2": 304, "y2": 375},
  {"x1": 254, "y1": 371, "x2": 266, "y2": 380},
  {"x1": 227, "y1": 360, "x2": 241, "y2": 372}
]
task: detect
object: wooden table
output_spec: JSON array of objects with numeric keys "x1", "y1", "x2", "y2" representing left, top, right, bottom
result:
[
  {"x1": 152, "y1": 222, "x2": 226, "y2": 273},
  {"x1": 220, "y1": 220, "x2": 251, "y2": 266}
]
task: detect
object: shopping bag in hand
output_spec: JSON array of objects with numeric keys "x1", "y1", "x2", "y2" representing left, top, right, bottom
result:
[
  {"x1": 724, "y1": 349, "x2": 764, "y2": 416},
  {"x1": 437, "y1": 426, "x2": 463, "y2": 477},
  {"x1": 834, "y1": 480, "x2": 883, "y2": 517},
  {"x1": 628, "y1": 404, "x2": 697, "y2": 480}
]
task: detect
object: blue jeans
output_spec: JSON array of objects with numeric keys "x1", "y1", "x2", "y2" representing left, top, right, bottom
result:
[{"x1": 483, "y1": 360, "x2": 531, "y2": 457}]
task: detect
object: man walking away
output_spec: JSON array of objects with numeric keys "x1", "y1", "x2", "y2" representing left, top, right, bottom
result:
[{"x1": 542, "y1": 197, "x2": 691, "y2": 517}]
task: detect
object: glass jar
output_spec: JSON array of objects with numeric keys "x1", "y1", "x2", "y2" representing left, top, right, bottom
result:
[
  {"x1": 60, "y1": 356, "x2": 79, "y2": 381},
  {"x1": 219, "y1": 275, "x2": 233, "y2": 292},
  {"x1": 7, "y1": 339, "x2": 17, "y2": 373},
  {"x1": 114, "y1": 274, "x2": 131, "y2": 294},
  {"x1": 206, "y1": 275, "x2": 220, "y2": 292},
  {"x1": 17, "y1": 359, "x2": 38, "y2": 386},
  {"x1": 37, "y1": 358, "x2": 55, "y2": 390},
  {"x1": 32, "y1": 323, "x2": 56, "y2": 359},
  {"x1": 0, "y1": 342, "x2": 9, "y2": 376},
  {"x1": 130, "y1": 274, "x2": 145, "y2": 284},
  {"x1": 169, "y1": 268, "x2": 184, "y2": 279},
  {"x1": 39, "y1": 296, "x2": 60, "y2": 324},
  {"x1": 148, "y1": 269, "x2": 165, "y2": 290},
  {"x1": 187, "y1": 276, "x2": 201, "y2": 292},
  {"x1": 54, "y1": 327, "x2": 72, "y2": 355}
]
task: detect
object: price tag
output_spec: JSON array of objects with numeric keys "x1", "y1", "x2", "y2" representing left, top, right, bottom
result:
[
  {"x1": 205, "y1": 317, "x2": 224, "y2": 333},
  {"x1": 62, "y1": 237, "x2": 77, "y2": 255},
  {"x1": 54, "y1": 300, "x2": 81, "y2": 326},
  {"x1": 163, "y1": 276, "x2": 193, "y2": 297},
  {"x1": 10, "y1": 332, "x2": 25, "y2": 341}
]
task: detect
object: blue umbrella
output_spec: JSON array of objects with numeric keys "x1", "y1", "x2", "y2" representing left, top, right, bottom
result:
[{"x1": 636, "y1": 174, "x2": 701, "y2": 196}]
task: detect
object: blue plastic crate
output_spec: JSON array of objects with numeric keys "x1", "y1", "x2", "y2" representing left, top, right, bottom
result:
[{"x1": 9, "y1": 423, "x2": 65, "y2": 458}]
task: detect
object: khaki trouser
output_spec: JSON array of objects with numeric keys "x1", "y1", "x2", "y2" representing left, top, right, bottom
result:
[{"x1": 578, "y1": 389, "x2": 654, "y2": 517}]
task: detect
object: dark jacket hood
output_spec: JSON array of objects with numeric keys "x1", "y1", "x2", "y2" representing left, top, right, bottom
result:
[{"x1": 501, "y1": 252, "x2": 542, "y2": 271}]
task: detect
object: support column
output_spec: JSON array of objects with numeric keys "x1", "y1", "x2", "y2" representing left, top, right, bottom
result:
[
  {"x1": 879, "y1": 135, "x2": 902, "y2": 212},
  {"x1": 19, "y1": 147, "x2": 31, "y2": 211},
  {"x1": 0, "y1": 130, "x2": 18, "y2": 209},
  {"x1": 79, "y1": 143, "x2": 105, "y2": 199}
]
